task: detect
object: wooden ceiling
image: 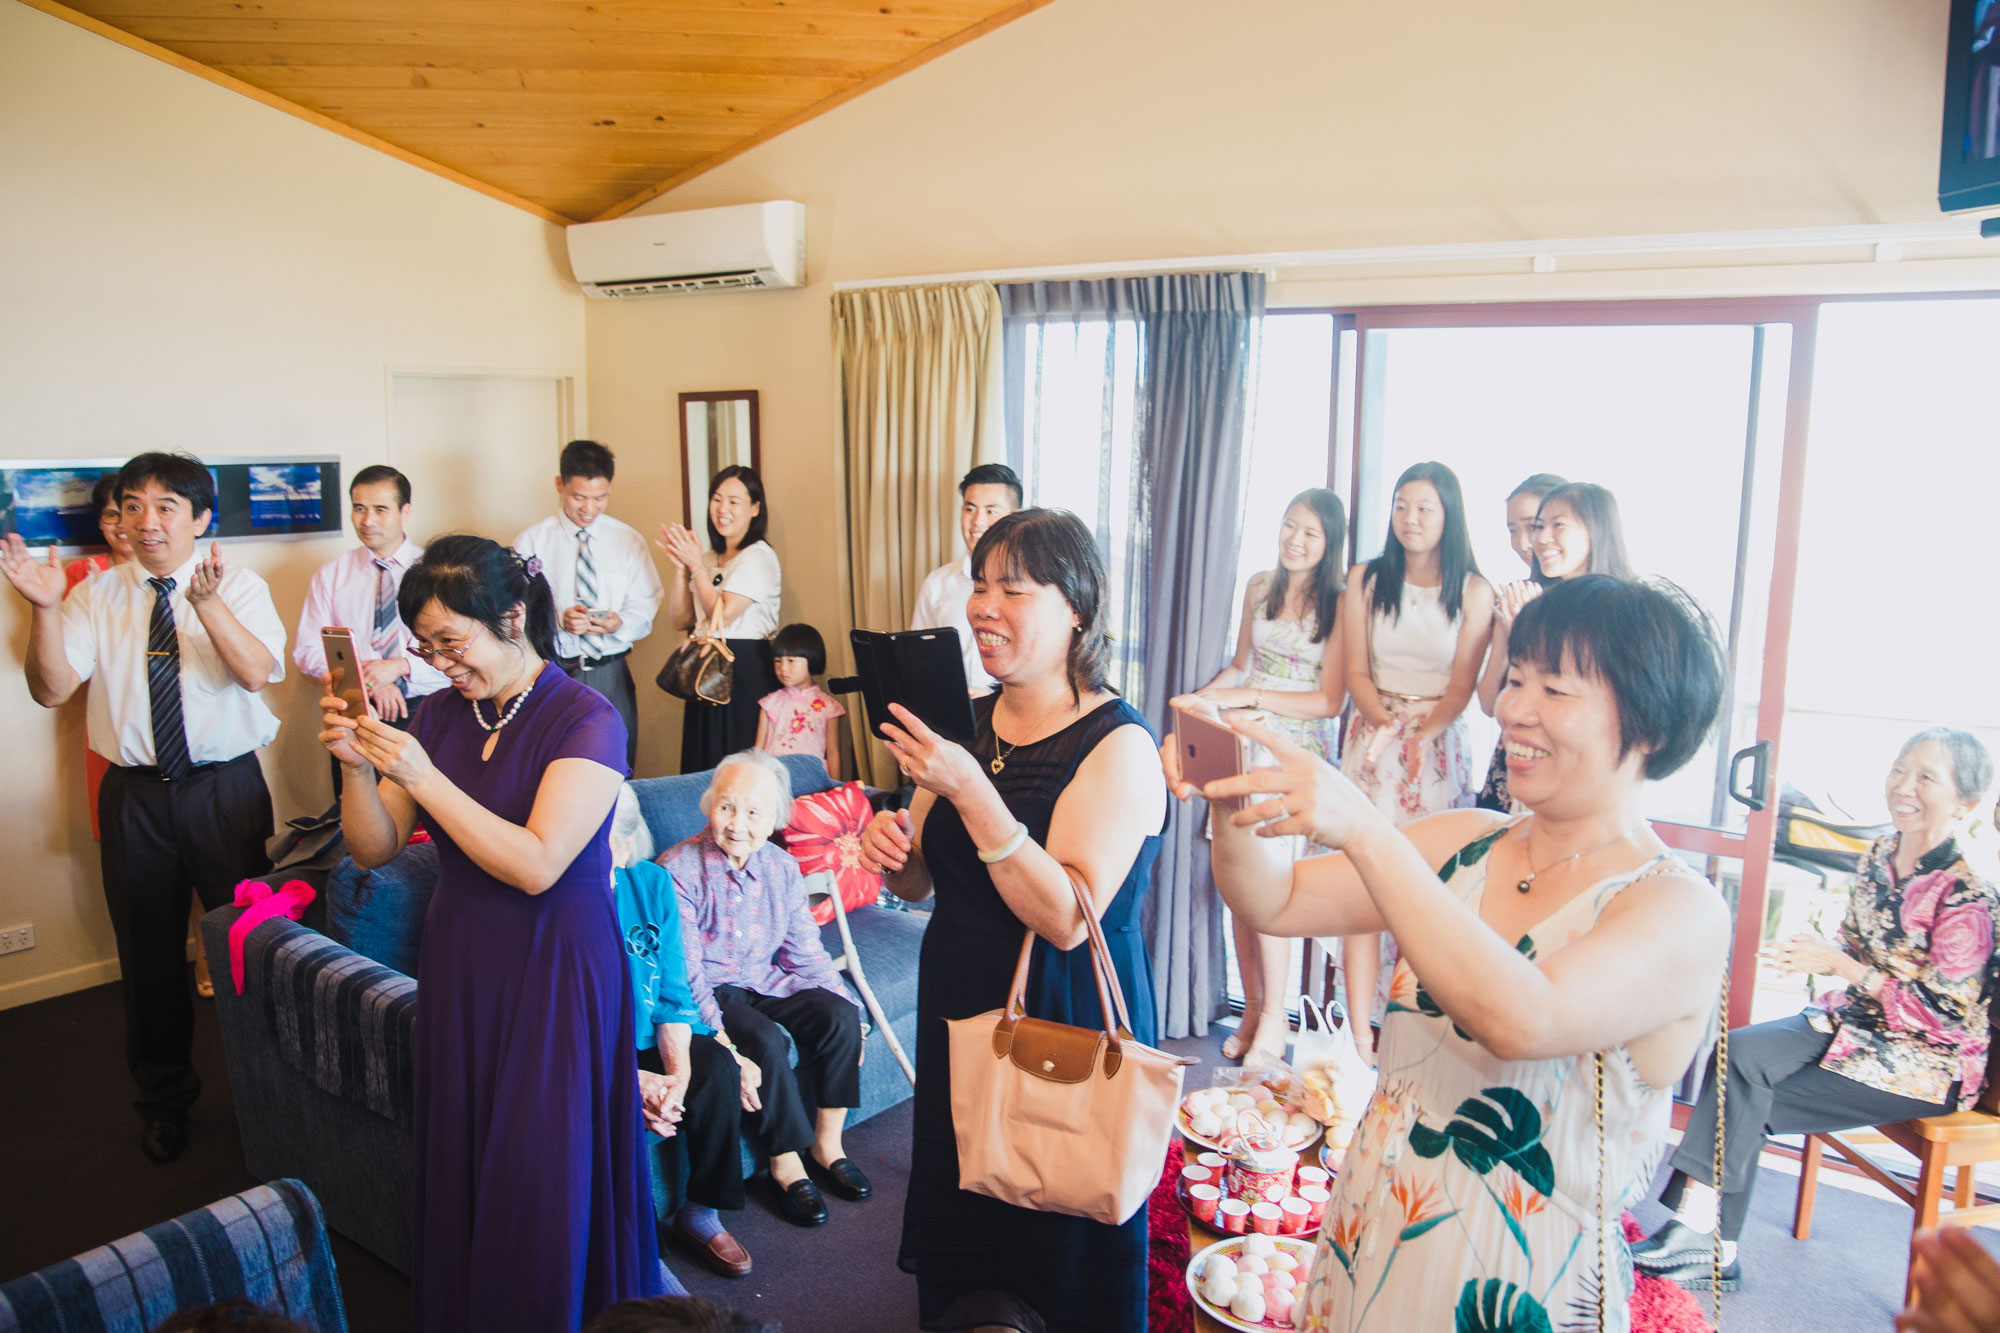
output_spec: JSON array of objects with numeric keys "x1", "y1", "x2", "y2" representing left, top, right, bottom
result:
[{"x1": 33, "y1": 0, "x2": 1052, "y2": 223}]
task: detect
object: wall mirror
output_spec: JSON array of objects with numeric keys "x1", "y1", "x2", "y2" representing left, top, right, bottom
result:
[{"x1": 679, "y1": 390, "x2": 761, "y2": 530}]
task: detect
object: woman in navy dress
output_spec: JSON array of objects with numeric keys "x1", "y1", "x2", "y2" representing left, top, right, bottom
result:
[
  {"x1": 321, "y1": 534, "x2": 663, "y2": 1331},
  {"x1": 862, "y1": 509, "x2": 1169, "y2": 1333}
]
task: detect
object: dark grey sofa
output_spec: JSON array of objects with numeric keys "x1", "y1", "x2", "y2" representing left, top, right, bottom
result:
[{"x1": 205, "y1": 754, "x2": 925, "y2": 1274}]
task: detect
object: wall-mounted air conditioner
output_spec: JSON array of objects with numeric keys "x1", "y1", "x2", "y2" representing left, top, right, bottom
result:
[{"x1": 565, "y1": 201, "x2": 805, "y2": 299}]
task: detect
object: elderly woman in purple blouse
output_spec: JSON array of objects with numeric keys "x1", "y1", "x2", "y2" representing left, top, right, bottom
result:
[{"x1": 661, "y1": 749, "x2": 868, "y2": 1230}]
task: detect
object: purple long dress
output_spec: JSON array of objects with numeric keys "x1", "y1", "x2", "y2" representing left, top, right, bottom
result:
[{"x1": 407, "y1": 663, "x2": 663, "y2": 1331}]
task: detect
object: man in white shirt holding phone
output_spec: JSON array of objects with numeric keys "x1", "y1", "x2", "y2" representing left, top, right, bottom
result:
[
  {"x1": 2, "y1": 451, "x2": 286, "y2": 1166},
  {"x1": 514, "y1": 439, "x2": 664, "y2": 770},
  {"x1": 295, "y1": 465, "x2": 444, "y2": 721},
  {"x1": 908, "y1": 463, "x2": 1021, "y2": 698}
]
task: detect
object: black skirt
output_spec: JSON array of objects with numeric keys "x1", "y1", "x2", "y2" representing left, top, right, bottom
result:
[{"x1": 677, "y1": 637, "x2": 778, "y2": 774}]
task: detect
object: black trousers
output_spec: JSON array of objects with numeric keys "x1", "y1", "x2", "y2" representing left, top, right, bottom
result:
[
  {"x1": 99, "y1": 752, "x2": 273, "y2": 1115},
  {"x1": 1665, "y1": 1012, "x2": 1953, "y2": 1239},
  {"x1": 561, "y1": 651, "x2": 638, "y2": 771},
  {"x1": 715, "y1": 985, "x2": 863, "y2": 1160},
  {"x1": 639, "y1": 1034, "x2": 746, "y2": 1212}
]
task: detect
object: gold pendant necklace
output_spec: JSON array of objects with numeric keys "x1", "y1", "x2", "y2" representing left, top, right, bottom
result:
[
  {"x1": 990, "y1": 697, "x2": 1068, "y2": 775},
  {"x1": 1513, "y1": 820, "x2": 1640, "y2": 894}
]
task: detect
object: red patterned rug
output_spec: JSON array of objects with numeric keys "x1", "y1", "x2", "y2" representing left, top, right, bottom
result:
[{"x1": 1143, "y1": 1146, "x2": 1713, "y2": 1333}]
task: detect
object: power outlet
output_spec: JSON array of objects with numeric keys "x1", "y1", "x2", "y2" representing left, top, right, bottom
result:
[{"x1": 0, "y1": 923, "x2": 35, "y2": 955}]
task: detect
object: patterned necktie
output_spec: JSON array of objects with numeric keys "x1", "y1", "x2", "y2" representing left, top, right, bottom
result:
[
  {"x1": 146, "y1": 577, "x2": 193, "y2": 781},
  {"x1": 371, "y1": 558, "x2": 400, "y2": 657},
  {"x1": 575, "y1": 529, "x2": 601, "y2": 658}
]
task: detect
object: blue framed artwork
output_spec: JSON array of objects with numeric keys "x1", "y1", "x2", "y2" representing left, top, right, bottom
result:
[{"x1": 0, "y1": 456, "x2": 342, "y2": 549}]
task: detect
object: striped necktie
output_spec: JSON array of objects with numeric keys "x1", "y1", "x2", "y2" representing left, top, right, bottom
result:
[
  {"x1": 371, "y1": 558, "x2": 400, "y2": 657},
  {"x1": 146, "y1": 577, "x2": 193, "y2": 781},
  {"x1": 575, "y1": 528, "x2": 601, "y2": 659}
]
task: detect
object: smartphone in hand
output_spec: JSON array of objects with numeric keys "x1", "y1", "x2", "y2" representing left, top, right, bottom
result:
[
  {"x1": 1172, "y1": 702, "x2": 1249, "y2": 811},
  {"x1": 321, "y1": 626, "x2": 378, "y2": 723}
]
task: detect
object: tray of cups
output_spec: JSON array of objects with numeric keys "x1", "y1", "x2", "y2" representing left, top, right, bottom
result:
[
  {"x1": 1186, "y1": 1233, "x2": 1316, "y2": 1331},
  {"x1": 1179, "y1": 1084, "x2": 1322, "y2": 1154},
  {"x1": 1178, "y1": 1153, "x2": 1333, "y2": 1244}
]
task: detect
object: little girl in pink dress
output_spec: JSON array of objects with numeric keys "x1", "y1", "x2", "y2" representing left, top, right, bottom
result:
[{"x1": 756, "y1": 622, "x2": 844, "y2": 779}]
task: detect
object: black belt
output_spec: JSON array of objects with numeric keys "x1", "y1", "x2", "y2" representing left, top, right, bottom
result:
[
  {"x1": 116, "y1": 752, "x2": 253, "y2": 783},
  {"x1": 561, "y1": 650, "x2": 630, "y2": 672}
]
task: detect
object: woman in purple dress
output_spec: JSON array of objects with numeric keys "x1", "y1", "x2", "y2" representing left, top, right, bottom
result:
[{"x1": 321, "y1": 534, "x2": 664, "y2": 1331}]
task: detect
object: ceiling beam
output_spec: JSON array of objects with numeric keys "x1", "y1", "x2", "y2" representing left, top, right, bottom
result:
[
  {"x1": 591, "y1": 0, "x2": 1056, "y2": 222},
  {"x1": 18, "y1": 0, "x2": 576, "y2": 225}
]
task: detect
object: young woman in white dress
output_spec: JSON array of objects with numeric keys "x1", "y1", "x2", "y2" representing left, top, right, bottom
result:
[{"x1": 1337, "y1": 461, "x2": 1494, "y2": 1062}]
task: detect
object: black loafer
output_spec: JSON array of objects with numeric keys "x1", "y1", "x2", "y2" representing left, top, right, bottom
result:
[
  {"x1": 1631, "y1": 1218, "x2": 1717, "y2": 1272},
  {"x1": 774, "y1": 1177, "x2": 827, "y2": 1228},
  {"x1": 141, "y1": 1110, "x2": 188, "y2": 1164},
  {"x1": 808, "y1": 1154, "x2": 873, "y2": 1202}
]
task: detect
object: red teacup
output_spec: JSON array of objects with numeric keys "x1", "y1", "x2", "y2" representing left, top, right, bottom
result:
[{"x1": 1187, "y1": 1183, "x2": 1221, "y2": 1223}]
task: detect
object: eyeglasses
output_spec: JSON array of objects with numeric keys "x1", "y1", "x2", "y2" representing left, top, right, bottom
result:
[{"x1": 409, "y1": 639, "x2": 472, "y2": 665}]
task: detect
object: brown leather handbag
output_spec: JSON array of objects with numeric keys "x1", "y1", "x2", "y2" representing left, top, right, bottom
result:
[
  {"x1": 656, "y1": 606, "x2": 735, "y2": 705},
  {"x1": 946, "y1": 866, "x2": 1194, "y2": 1225}
]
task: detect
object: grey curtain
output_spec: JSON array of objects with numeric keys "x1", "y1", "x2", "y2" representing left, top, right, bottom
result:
[{"x1": 998, "y1": 272, "x2": 1265, "y2": 1038}]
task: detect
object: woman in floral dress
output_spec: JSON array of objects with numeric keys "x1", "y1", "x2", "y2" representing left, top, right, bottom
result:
[
  {"x1": 1633, "y1": 728, "x2": 1999, "y2": 1291},
  {"x1": 1177, "y1": 489, "x2": 1347, "y2": 1066},
  {"x1": 1171, "y1": 574, "x2": 1731, "y2": 1332}
]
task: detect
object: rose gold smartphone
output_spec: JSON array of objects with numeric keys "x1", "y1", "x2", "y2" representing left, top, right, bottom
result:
[
  {"x1": 321, "y1": 626, "x2": 378, "y2": 722},
  {"x1": 1172, "y1": 702, "x2": 1249, "y2": 811}
]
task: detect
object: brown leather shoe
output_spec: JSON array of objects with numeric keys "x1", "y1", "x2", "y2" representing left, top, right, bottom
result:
[{"x1": 671, "y1": 1215, "x2": 752, "y2": 1278}]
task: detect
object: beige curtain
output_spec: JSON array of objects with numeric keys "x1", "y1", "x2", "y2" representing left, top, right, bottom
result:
[{"x1": 834, "y1": 282, "x2": 1005, "y2": 787}]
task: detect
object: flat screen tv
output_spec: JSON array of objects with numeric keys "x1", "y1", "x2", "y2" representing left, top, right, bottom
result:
[{"x1": 1941, "y1": 0, "x2": 2000, "y2": 211}]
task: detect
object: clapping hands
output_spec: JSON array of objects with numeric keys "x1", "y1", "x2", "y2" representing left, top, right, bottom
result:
[{"x1": 656, "y1": 523, "x2": 706, "y2": 573}]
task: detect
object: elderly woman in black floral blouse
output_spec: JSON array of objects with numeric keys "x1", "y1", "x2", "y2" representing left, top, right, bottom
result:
[{"x1": 1635, "y1": 727, "x2": 1999, "y2": 1291}]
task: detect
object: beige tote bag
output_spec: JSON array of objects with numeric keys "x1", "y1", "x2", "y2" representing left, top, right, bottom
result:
[{"x1": 946, "y1": 867, "x2": 1194, "y2": 1225}]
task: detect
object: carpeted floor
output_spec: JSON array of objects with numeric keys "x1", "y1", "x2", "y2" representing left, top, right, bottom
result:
[{"x1": 0, "y1": 988, "x2": 1983, "y2": 1332}]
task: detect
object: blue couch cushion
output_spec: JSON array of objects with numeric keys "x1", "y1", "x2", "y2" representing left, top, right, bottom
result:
[
  {"x1": 822, "y1": 906, "x2": 926, "y2": 1022},
  {"x1": 323, "y1": 839, "x2": 438, "y2": 978},
  {"x1": 0, "y1": 1178, "x2": 348, "y2": 1333},
  {"x1": 257, "y1": 923, "x2": 418, "y2": 1128}
]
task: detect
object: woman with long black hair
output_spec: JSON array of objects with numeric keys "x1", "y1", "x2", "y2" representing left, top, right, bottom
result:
[
  {"x1": 1336, "y1": 461, "x2": 1494, "y2": 1060},
  {"x1": 1173, "y1": 488, "x2": 1348, "y2": 1065},
  {"x1": 659, "y1": 465, "x2": 784, "y2": 773}
]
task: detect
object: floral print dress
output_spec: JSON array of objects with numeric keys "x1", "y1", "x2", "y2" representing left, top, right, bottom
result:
[
  {"x1": 1805, "y1": 833, "x2": 1998, "y2": 1108},
  {"x1": 1300, "y1": 826, "x2": 1676, "y2": 1333}
]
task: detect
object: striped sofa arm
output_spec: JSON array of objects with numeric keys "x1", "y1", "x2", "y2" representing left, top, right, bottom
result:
[{"x1": 0, "y1": 1178, "x2": 347, "y2": 1333}]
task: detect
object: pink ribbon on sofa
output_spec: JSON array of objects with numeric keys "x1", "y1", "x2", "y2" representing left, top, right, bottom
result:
[{"x1": 228, "y1": 878, "x2": 317, "y2": 996}]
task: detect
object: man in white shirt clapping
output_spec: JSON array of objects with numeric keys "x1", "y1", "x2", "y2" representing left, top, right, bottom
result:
[
  {"x1": 514, "y1": 440, "x2": 663, "y2": 770},
  {"x1": 909, "y1": 463, "x2": 1022, "y2": 698},
  {"x1": 2, "y1": 451, "x2": 286, "y2": 1165}
]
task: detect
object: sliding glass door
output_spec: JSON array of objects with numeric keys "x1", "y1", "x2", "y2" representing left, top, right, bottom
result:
[{"x1": 1343, "y1": 301, "x2": 1821, "y2": 1029}]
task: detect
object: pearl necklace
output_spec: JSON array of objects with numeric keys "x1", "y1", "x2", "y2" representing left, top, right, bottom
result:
[{"x1": 473, "y1": 672, "x2": 539, "y2": 761}]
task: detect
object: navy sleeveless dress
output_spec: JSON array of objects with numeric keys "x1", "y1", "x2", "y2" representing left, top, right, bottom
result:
[{"x1": 899, "y1": 694, "x2": 1164, "y2": 1333}]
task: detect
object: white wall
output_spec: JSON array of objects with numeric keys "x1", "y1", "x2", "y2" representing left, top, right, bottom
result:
[
  {"x1": 583, "y1": 0, "x2": 2000, "y2": 758},
  {"x1": 0, "y1": 0, "x2": 586, "y2": 1007}
]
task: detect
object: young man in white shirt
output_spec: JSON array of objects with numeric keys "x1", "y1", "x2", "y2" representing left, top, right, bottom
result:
[
  {"x1": 908, "y1": 463, "x2": 1022, "y2": 697},
  {"x1": 294, "y1": 467, "x2": 445, "y2": 792},
  {"x1": 513, "y1": 439, "x2": 664, "y2": 769},
  {"x1": 2, "y1": 451, "x2": 287, "y2": 1164}
]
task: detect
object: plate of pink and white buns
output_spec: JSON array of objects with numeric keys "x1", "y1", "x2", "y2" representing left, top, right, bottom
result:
[{"x1": 1185, "y1": 1233, "x2": 1315, "y2": 1331}]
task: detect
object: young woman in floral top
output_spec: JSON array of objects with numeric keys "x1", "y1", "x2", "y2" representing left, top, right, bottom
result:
[{"x1": 1635, "y1": 727, "x2": 1999, "y2": 1291}]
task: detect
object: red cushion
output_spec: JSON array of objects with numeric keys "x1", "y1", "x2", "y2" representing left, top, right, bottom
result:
[{"x1": 781, "y1": 782, "x2": 884, "y2": 926}]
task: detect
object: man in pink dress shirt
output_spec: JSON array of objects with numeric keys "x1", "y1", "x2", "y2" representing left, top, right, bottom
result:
[{"x1": 294, "y1": 466, "x2": 446, "y2": 789}]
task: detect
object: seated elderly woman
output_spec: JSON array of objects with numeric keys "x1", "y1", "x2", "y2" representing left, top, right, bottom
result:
[
  {"x1": 1634, "y1": 727, "x2": 2000, "y2": 1291},
  {"x1": 659, "y1": 750, "x2": 868, "y2": 1229},
  {"x1": 610, "y1": 785, "x2": 759, "y2": 1280},
  {"x1": 1170, "y1": 575, "x2": 1731, "y2": 1332}
]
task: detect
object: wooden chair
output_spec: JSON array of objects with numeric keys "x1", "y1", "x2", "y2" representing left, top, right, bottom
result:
[{"x1": 1792, "y1": 1031, "x2": 2000, "y2": 1306}]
